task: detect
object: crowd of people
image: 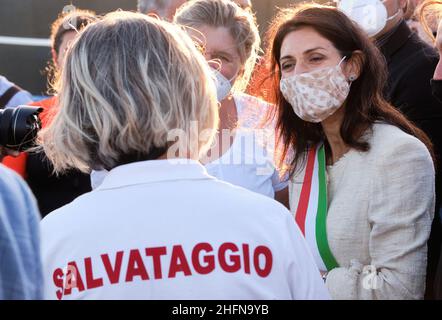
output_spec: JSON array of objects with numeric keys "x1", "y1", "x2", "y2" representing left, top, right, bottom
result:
[{"x1": 0, "y1": 0, "x2": 442, "y2": 300}]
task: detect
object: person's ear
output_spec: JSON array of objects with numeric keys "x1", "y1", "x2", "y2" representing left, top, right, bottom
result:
[
  {"x1": 344, "y1": 50, "x2": 365, "y2": 82},
  {"x1": 238, "y1": 66, "x2": 246, "y2": 78}
]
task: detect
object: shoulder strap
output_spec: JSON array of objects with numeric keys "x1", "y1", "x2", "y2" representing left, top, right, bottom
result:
[{"x1": 0, "y1": 85, "x2": 21, "y2": 109}]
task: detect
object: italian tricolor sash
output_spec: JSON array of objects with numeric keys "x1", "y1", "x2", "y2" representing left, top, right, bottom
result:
[{"x1": 295, "y1": 144, "x2": 339, "y2": 272}]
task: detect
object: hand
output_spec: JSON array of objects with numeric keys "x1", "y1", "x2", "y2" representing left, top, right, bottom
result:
[{"x1": 0, "y1": 147, "x2": 20, "y2": 161}]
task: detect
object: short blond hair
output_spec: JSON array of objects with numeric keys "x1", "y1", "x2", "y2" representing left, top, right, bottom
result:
[
  {"x1": 40, "y1": 11, "x2": 218, "y2": 173},
  {"x1": 174, "y1": 0, "x2": 261, "y2": 93}
]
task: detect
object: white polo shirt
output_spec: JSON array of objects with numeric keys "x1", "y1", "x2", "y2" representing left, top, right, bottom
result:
[
  {"x1": 41, "y1": 159, "x2": 329, "y2": 300},
  {"x1": 90, "y1": 94, "x2": 287, "y2": 198}
]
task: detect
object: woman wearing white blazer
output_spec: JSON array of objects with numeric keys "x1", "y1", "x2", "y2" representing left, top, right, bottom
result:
[{"x1": 266, "y1": 3, "x2": 435, "y2": 299}]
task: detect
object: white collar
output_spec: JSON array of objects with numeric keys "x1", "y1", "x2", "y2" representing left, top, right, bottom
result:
[{"x1": 96, "y1": 159, "x2": 213, "y2": 191}]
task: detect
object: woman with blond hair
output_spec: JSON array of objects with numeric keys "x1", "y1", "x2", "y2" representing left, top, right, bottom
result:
[
  {"x1": 172, "y1": 0, "x2": 289, "y2": 206},
  {"x1": 267, "y1": 3, "x2": 435, "y2": 299},
  {"x1": 39, "y1": 11, "x2": 328, "y2": 300}
]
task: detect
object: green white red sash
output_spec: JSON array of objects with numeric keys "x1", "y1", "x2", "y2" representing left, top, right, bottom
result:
[{"x1": 295, "y1": 144, "x2": 339, "y2": 272}]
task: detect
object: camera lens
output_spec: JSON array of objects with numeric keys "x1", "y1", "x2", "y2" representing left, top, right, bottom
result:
[{"x1": 0, "y1": 105, "x2": 43, "y2": 152}]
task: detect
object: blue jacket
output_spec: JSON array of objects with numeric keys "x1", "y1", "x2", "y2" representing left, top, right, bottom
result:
[{"x1": 0, "y1": 164, "x2": 42, "y2": 299}]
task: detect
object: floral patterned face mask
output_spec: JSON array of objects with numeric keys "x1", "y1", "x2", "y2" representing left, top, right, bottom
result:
[{"x1": 279, "y1": 56, "x2": 351, "y2": 123}]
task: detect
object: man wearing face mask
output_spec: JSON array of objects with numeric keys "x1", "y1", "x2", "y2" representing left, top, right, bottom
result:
[{"x1": 337, "y1": 0, "x2": 442, "y2": 299}]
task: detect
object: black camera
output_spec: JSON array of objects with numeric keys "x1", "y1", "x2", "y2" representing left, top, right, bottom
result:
[{"x1": 0, "y1": 105, "x2": 43, "y2": 152}]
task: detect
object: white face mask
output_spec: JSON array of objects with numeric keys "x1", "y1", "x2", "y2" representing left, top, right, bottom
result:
[
  {"x1": 210, "y1": 66, "x2": 241, "y2": 102},
  {"x1": 336, "y1": 0, "x2": 402, "y2": 37},
  {"x1": 280, "y1": 57, "x2": 351, "y2": 123}
]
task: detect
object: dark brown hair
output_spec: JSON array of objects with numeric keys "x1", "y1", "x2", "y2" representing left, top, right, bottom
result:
[{"x1": 266, "y1": 3, "x2": 434, "y2": 177}]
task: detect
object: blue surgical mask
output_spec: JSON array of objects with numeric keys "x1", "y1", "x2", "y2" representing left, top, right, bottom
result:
[{"x1": 210, "y1": 66, "x2": 241, "y2": 102}]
